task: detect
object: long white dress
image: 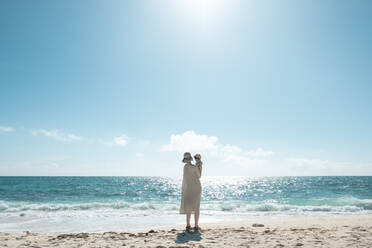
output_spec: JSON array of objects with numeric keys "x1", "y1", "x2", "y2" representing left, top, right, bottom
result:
[{"x1": 179, "y1": 163, "x2": 202, "y2": 214}]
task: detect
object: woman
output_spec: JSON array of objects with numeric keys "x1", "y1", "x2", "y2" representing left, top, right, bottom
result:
[{"x1": 179, "y1": 152, "x2": 202, "y2": 232}]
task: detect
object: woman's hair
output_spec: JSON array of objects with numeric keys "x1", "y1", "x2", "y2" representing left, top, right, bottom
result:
[{"x1": 182, "y1": 152, "x2": 193, "y2": 163}]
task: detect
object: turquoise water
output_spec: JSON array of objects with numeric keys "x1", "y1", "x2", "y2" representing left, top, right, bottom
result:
[{"x1": 0, "y1": 176, "x2": 371, "y2": 233}]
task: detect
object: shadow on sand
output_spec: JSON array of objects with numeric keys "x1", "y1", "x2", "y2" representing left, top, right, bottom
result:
[{"x1": 174, "y1": 230, "x2": 203, "y2": 244}]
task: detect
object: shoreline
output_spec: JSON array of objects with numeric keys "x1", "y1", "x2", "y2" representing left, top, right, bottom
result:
[{"x1": 1, "y1": 215, "x2": 371, "y2": 247}]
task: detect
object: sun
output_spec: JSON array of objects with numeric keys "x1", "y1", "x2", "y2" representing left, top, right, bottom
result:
[{"x1": 178, "y1": 0, "x2": 230, "y2": 25}]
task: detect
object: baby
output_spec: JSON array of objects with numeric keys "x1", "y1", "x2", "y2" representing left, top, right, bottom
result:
[{"x1": 194, "y1": 154, "x2": 203, "y2": 174}]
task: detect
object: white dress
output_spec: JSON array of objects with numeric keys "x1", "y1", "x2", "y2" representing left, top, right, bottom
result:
[{"x1": 179, "y1": 163, "x2": 202, "y2": 214}]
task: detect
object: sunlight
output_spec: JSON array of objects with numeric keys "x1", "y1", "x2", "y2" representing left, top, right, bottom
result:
[{"x1": 178, "y1": 0, "x2": 230, "y2": 25}]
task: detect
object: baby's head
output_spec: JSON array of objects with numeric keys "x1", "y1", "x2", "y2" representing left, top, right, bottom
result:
[{"x1": 194, "y1": 154, "x2": 201, "y2": 161}]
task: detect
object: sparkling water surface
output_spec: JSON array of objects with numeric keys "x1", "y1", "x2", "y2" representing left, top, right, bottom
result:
[{"x1": 0, "y1": 176, "x2": 371, "y2": 233}]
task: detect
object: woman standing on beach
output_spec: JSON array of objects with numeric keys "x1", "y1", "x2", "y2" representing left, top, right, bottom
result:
[{"x1": 179, "y1": 152, "x2": 202, "y2": 232}]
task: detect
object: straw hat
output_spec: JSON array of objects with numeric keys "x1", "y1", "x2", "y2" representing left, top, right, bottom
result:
[{"x1": 182, "y1": 152, "x2": 193, "y2": 163}]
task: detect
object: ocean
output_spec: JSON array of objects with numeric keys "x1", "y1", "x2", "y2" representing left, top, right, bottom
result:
[{"x1": 0, "y1": 176, "x2": 371, "y2": 233}]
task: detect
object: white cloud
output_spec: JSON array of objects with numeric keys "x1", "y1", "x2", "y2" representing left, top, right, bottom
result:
[
  {"x1": 287, "y1": 158, "x2": 329, "y2": 166},
  {"x1": 161, "y1": 130, "x2": 273, "y2": 167},
  {"x1": 245, "y1": 147, "x2": 274, "y2": 157},
  {"x1": 221, "y1": 154, "x2": 266, "y2": 167},
  {"x1": 4, "y1": 157, "x2": 70, "y2": 172},
  {"x1": 284, "y1": 157, "x2": 355, "y2": 176},
  {"x1": 104, "y1": 134, "x2": 129, "y2": 147},
  {"x1": 161, "y1": 131, "x2": 219, "y2": 152},
  {"x1": 43, "y1": 162, "x2": 60, "y2": 169},
  {"x1": 0, "y1": 126, "x2": 14, "y2": 132},
  {"x1": 222, "y1": 144, "x2": 242, "y2": 153},
  {"x1": 31, "y1": 129, "x2": 81, "y2": 142},
  {"x1": 136, "y1": 153, "x2": 144, "y2": 158}
]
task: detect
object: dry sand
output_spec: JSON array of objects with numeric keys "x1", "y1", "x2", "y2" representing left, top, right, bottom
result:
[{"x1": 1, "y1": 215, "x2": 371, "y2": 247}]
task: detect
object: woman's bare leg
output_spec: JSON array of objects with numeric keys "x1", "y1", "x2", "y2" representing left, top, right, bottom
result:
[
  {"x1": 194, "y1": 210, "x2": 200, "y2": 227},
  {"x1": 186, "y1": 213, "x2": 191, "y2": 227}
]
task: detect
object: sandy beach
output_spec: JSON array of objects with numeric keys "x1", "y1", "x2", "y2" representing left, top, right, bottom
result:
[{"x1": 1, "y1": 215, "x2": 371, "y2": 248}]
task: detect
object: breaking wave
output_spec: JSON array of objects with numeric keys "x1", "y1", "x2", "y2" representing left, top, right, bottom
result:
[{"x1": 1, "y1": 197, "x2": 371, "y2": 215}]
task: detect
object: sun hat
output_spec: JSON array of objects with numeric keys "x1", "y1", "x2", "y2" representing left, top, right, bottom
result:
[{"x1": 182, "y1": 152, "x2": 193, "y2": 163}]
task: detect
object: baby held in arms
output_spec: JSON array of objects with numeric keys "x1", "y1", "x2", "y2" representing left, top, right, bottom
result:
[{"x1": 194, "y1": 154, "x2": 203, "y2": 175}]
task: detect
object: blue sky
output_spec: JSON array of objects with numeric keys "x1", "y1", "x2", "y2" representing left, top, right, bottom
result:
[{"x1": 0, "y1": 0, "x2": 371, "y2": 176}]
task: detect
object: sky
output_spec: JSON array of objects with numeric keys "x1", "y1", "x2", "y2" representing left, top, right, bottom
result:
[{"x1": 0, "y1": 0, "x2": 371, "y2": 176}]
